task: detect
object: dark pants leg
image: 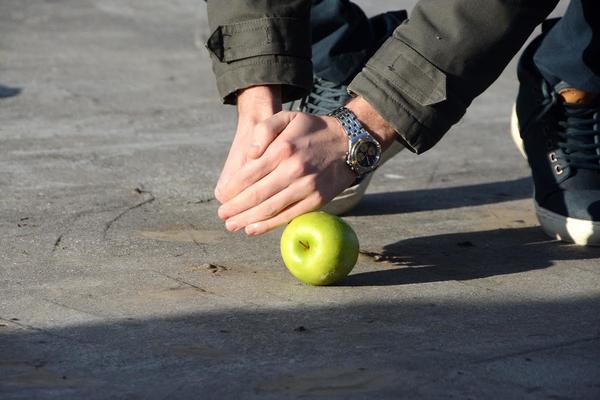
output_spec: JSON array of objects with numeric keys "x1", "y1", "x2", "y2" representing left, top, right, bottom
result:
[
  {"x1": 310, "y1": 0, "x2": 407, "y2": 85},
  {"x1": 533, "y1": 0, "x2": 600, "y2": 92}
]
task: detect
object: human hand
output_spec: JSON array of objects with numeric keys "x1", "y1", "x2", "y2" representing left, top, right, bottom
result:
[
  {"x1": 216, "y1": 111, "x2": 356, "y2": 235},
  {"x1": 214, "y1": 85, "x2": 281, "y2": 201}
]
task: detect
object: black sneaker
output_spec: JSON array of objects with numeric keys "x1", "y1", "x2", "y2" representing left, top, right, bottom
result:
[
  {"x1": 287, "y1": 75, "x2": 352, "y2": 114},
  {"x1": 511, "y1": 36, "x2": 600, "y2": 245}
]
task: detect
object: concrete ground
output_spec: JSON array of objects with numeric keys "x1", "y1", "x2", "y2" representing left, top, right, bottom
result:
[{"x1": 1, "y1": 1, "x2": 599, "y2": 399}]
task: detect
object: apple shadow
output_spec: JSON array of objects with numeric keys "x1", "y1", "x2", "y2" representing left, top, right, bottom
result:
[
  {"x1": 346, "y1": 177, "x2": 532, "y2": 216},
  {"x1": 339, "y1": 226, "x2": 600, "y2": 286}
]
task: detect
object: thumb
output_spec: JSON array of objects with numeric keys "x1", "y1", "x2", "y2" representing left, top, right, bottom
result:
[{"x1": 248, "y1": 111, "x2": 297, "y2": 159}]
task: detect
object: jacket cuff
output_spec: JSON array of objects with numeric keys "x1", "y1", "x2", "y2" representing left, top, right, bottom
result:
[
  {"x1": 206, "y1": 17, "x2": 313, "y2": 104},
  {"x1": 212, "y1": 55, "x2": 313, "y2": 105},
  {"x1": 348, "y1": 36, "x2": 466, "y2": 154}
]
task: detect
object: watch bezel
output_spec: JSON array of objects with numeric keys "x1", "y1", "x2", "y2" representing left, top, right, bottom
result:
[{"x1": 348, "y1": 135, "x2": 382, "y2": 175}]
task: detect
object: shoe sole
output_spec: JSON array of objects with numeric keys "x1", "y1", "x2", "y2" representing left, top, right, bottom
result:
[
  {"x1": 535, "y1": 202, "x2": 600, "y2": 246},
  {"x1": 321, "y1": 173, "x2": 374, "y2": 215},
  {"x1": 510, "y1": 104, "x2": 600, "y2": 245}
]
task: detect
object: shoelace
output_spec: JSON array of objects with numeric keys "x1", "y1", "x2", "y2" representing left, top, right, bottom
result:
[
  {"x1": 559, "y1": 104, "x2": 600, "y2": 170},
  {"x1": 532, "y1": 81, "x2": 600, "y2": 171},
  {"x1": 299, "y1": 77, "x2": 351, "y2": 114}
]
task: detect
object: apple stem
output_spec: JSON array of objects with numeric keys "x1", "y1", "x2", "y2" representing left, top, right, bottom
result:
[{"x1": 299, "y1": 240, "x2": 310, "y2": 250}]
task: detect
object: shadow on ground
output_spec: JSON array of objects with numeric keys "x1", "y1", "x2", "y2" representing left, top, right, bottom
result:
[
  {"x1": 1, "y1": 297, "x2": 599, "y2": 399},
  {"x1": 344, "y1": 226, "x2": 600, "y2": 286},
  {"x1": 0, "y1": 84, "x2": 22, "y2": 99},
  {"x1": 348, "y1": 177, "x2": 531, "y2": 216}
]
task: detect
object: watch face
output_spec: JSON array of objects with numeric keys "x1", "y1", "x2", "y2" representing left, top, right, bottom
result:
[{"x1": 353, "y1": 140, "x2": 381, "y2": 169}]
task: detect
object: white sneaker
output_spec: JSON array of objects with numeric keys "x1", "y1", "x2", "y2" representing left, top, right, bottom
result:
[{"x1": 322, "y1": 140, "x2": 405, "y2": 215}]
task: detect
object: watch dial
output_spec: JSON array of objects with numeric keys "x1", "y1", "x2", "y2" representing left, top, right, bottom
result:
[{"x1": 356, "y1": 141, "x2": 380, "y2": 168}]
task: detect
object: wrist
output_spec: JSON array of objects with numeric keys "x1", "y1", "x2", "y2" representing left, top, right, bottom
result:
[
  {"x1": 344, "y1": 96, "x2": 397, "y2": 150},
  {"x1": 237, "y1": 85, "x2": 282, "y2": 123}
]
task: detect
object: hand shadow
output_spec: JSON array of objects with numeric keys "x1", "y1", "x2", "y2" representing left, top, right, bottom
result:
[{"x1": 340, "y1": 226, "x2": 600, "y2": 286}]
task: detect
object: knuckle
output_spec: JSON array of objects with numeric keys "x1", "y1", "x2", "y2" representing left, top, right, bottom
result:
[
  {"x1": 247, "y1": 188, "x2": 262, "y2": 205},
  {"x1": 263, "y1": 203, "x2": 278, "y2": 218},
  {"x1": 278, "y1": 141, "x2": 295, "y2": 158},
  {"x1": 305, "y1": 175, "x2": 318, "y2": 192},
  {"x1": 288, "y1": 159, "x2": 308, "y2": 178},
  {"x1": 254, "y1": 121, "x2": 269, "y2": 138}
]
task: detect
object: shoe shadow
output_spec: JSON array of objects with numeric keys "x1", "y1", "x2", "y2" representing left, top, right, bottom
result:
[
  {"x1": 347, "y1": 177, "x2": 532, "y2": 216},
  {"x1": 340, "y1": 226, "x2": 600, "y2": 286},
  {"x1": 0, "y1": 84, "x2": 22, "y2": 99}
]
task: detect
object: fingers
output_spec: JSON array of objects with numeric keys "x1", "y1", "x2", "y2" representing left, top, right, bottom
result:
[
  {"x1": 238, "y1": 169, "x2": 354, "y2": 235},
  {"x1": 218, "y1": 136, "x2": 298, "y2": 203},
  {"x1": 215, "y1": 152, "x2": 240, "y2": 202},
  {"x1": 244, "y1": 193, "x2": 325, "y2": 235},
  {"x1": 217, "y1": 155, "x2": 272, "y2": 204},
  {"x1": 217, "y1": 165, "x2": 296, "y2": 221},
  {"x1": 248, "y1": 111, "x2": 297, "y2": 159},
  {"x1": 215, "y1": 111, "x2": 294, "y2": 202},
  {"x1": 222, "y1": 174, "x2": 317, "y2": 231},
  {"x1": 214, "y1": 127, "x2": 250, "y2": 202}
]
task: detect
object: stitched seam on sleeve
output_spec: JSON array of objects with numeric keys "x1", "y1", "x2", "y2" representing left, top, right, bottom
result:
[
  {"x1": 214, "y1": 57, "x2": 311, "y2": 80},
  {"x1": 224, "y1": 17, "x2": 301, "y2": 34}
]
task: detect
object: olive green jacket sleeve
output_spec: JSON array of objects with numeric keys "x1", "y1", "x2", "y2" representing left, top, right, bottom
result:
[
  {"x1": 205, "y1": 0, "x2": 312, "y2": 104},
  {"x1": 206, "y1": 0, "x2": 558, "y2": 153},
  {"x1": 347, "y1": 0, "x2": 558, "y2": 153}
]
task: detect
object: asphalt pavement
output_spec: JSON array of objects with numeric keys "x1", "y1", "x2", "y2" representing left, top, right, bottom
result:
[{"x1": 1, "y1": 1, "x2": 599, "y2": 399}]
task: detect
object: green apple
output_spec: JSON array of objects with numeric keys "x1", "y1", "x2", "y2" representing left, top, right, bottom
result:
[{"x1": 280, "y1": 211, "x2": 359, "y2": 285}]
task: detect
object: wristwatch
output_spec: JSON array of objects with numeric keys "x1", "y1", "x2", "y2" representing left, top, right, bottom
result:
[{"x1": 328, "y1": 106, "x2": 383, "y2": 177}]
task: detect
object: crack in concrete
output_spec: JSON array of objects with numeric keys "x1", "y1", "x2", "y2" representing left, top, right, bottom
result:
[
  {"x1": 182, "y1": 223, "x2": 209, "y2": 255},
  {"x1": 103, "y1": 189, "x2": 155, "y2": 239},
  {"x1": 189, "y1": 197, "x2": 214, "y2": 204},
  {"x1": 152, "y1": 270, "x2": 218, "y2": 296},
  {"x1": 189, "y1": 234, "x2": 208, "y2": 255},
  {"x1": 0, "y1": 316, "x2": 88, "y2": 344},
  {"x1": 51, "y1": 234, "x2": 63, "y2": 253},
  {"x1": 50, "y1": 206, "x2": 122, "y2": 254},
  {"x1": 43, "y1": 298, "x2": 104, "y2": 319}
]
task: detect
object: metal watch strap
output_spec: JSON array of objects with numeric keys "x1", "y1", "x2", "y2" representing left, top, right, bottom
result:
[{"x1": 328, "y1": 106, "x2": 364, "y2": 141}]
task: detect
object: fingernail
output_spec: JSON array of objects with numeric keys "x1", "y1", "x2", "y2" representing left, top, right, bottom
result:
[
  {"x1": 246, "y1": 224, "x2": 259, "y2": 235},
  {"x1": 225, "y1": 220, "x2": 238, "y2": 231}
]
